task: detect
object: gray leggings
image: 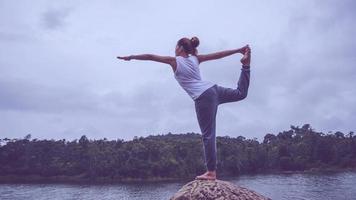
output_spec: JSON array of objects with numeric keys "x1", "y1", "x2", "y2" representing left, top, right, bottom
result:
[{"x1": 194, "y1": 68, "x2": 250, "y2": 171}]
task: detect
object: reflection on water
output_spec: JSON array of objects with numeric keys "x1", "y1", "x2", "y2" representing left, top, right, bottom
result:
[{"x1": 0, "y1": 171, "x2": 355, "y2": 200}]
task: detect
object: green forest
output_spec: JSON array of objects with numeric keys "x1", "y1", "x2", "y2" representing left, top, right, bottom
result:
[{"x1": 0, "y1": 124, "x2": 355, "y2": 182}]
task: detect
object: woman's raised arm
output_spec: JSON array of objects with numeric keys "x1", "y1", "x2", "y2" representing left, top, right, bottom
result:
[{"x1": 197, "y1": 45, "x2": 249, "y2": 63}]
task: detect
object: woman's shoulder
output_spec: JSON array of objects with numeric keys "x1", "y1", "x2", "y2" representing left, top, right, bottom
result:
[{"x1": 189, "y1": 55, "x2": 199, "y2": 64}]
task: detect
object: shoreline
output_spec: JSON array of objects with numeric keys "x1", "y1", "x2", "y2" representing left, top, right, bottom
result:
[{"x1": 1, "y1": 167, "x2": 355, "y2": 185}]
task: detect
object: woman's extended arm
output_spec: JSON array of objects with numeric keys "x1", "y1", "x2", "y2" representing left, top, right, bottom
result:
[
  {"x1": 117, "y1": 54, "x2": 175, "y2": 66},
  {"x1": 197, "y1": 45, "x2": 249, "y2": 63}
]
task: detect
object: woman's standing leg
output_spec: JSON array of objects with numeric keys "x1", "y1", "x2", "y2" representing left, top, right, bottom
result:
[
  {"x1": 194, "y1": 48, "x2": 251, "y2": 180},
  {"x1": 194, "y1": 86, "x2": 219, "y2": 179}
]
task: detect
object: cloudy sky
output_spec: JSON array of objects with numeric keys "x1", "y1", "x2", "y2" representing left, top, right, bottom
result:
[{"x1": 0, "y1": 0, "x2": 355, "y2": 141}]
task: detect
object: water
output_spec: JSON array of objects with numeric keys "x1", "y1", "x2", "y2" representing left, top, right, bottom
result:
[{"x1": 1, "y1": 171, "x2": 355, "y2": 200}]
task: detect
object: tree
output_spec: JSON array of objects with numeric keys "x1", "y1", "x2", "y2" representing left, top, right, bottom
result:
[{"x1": 0, "y1": 125, "x2": 355, "y2": 182}]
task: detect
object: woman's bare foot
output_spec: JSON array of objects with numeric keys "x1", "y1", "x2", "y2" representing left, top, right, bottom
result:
[
  {"x1": 195, "y1": 171, "x2": 216, "y2": 181},
  {"x1": 240, "y1": 47, "x2": 251, "y2": 66}
]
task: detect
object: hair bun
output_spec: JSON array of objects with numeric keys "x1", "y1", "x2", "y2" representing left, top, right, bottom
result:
[{"x1": 190, "y1": 37, "x2": 200, "y2": 48}]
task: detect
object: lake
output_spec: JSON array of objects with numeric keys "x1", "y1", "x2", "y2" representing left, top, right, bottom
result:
[{"x1": 0, "y1": 171, "x2": 355, "y2": 200}]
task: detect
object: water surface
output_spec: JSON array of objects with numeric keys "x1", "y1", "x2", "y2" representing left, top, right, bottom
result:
[{"x1": 1, "y1": 171, "x2": 355, "y2": 200}]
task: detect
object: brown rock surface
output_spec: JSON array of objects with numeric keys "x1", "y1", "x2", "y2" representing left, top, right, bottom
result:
[{"x1": 170, "y1": 180, "x2": 271, "y2": 200}]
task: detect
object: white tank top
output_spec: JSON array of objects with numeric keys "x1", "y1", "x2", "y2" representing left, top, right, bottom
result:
[{"x1": 174, "y1": 56, "x2": 215, "y2": 100}]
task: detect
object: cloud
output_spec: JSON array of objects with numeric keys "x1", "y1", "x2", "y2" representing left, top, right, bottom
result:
[
  {"x1": 0, "y1": 31, "x2": 35, "y2": 43},
  {"x1": 0, "y1": 76, "x2": 197, "y2": 140},
  {"x1": 41, "y1": 7, "x2": 72, "y2": 30},
  {"x1": 0, "y1": 0, "x2": 355, "y2": 141},
  {"x1": 0, "y1": 78, "x2": 97, "y2": 113}
]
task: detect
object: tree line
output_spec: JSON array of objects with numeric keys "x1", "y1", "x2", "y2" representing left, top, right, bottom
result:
[{"x1": 0, "y1": 124, "x2": 355, "y2": 182}]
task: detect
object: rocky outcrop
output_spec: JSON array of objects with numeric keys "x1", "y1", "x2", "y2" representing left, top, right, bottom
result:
[{"x1": 170, "y1": 180, "x2": 271, "y2": 200}]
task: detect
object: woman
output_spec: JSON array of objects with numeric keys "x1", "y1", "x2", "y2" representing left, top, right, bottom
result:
[{"x1": 117, "y1": 37, "x2": 251, "y2": 180}]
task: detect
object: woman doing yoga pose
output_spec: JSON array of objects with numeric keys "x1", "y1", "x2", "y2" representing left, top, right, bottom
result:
[{"x1": 117, "y1": 37, "x2": 251, "y2": 180}]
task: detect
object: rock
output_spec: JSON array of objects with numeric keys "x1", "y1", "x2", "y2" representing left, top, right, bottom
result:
[{"x1": 170, "y1": 180, "x2": 271, "y2": 200}]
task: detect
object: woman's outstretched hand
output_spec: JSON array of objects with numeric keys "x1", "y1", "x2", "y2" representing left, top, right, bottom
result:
[{"x1": 117, "y1": 56, "x2": 131, "y2": 61}]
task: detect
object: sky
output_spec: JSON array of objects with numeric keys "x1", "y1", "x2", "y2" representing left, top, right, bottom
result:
[{"x1": 0, "y1": 0, "x2": 355, "y2": 141}]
